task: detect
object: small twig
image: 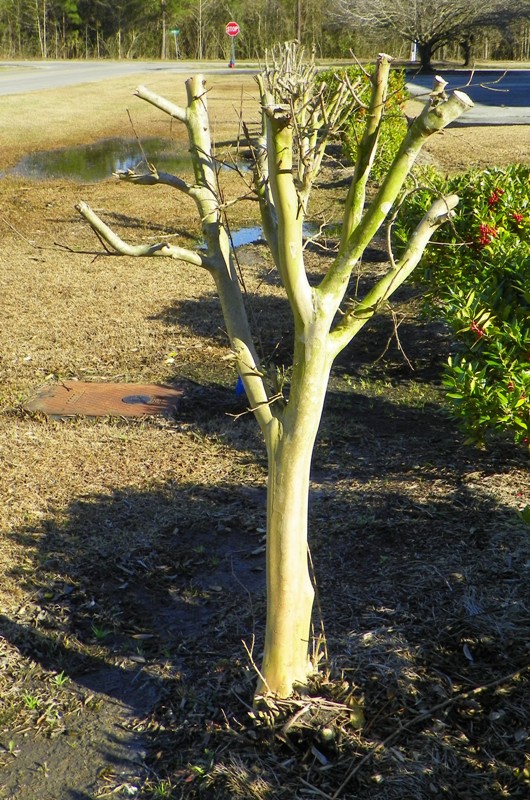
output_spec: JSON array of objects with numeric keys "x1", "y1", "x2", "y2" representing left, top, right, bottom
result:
[
  {"x1": 281, "y1": 704, "x2": 312, "y2": 735},
  {"x1": 348, "y1": 49, "x2": 372, "y2": 80},
  {"x1": 342, "y1": 71, "x2": 368, "y2": 109},
  {"x1": 227, "y1": 392, "x2": 284, "y2": 421},
  {"x1": 229, "y1": 554, "x2": 257, "y2": 644},
  {"x1": 299, "y1": 777, "x2": 335, "y2": 798},
  {"x1": 372, "y1": 309, "x2": 413, "y2": 371},
  {"x1": 242, "y1": 638, "x2": 271, "y2": 696},
  {"x1": 126, "y1": 108, "x2": 149, "y2": 166},
  {"x1": 235, "y1": 83, "x2": 244, "y2": 155},
  {"x1": 92, "y1": 226, "x2": 115, "y2": 255},
  {"x1": 230, "y1": 689, "x2": 254, "y2": 713},
  {"x1": 390, "y1": 309, "x2": 414, "y2": 370},
  {"x1": 217, "y1": 188, "x2": 256, "y2": 211},
  {"x1": 0, "y1": 213, "x2": 40, "y2": 248},
  {"x1": 308, "y1": 545, "x2": 329, "y2": 667}
]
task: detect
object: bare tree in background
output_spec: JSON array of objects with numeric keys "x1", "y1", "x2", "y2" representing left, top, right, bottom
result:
[{"x1": 330, "y1": 0, "x2": 526, "y2": 70}]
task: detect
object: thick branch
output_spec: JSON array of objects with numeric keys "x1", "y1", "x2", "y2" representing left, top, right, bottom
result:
[
  {"x1": 319, "y1": 88, "x2": 473, "y2": 303},
  {"x1": 297, "y1": 79, "x2": 358, "y2": 211},
  {"x1": 79, "y1": 77, "x2": 275, "y2": 442},
  {"x1": 251, "y1": 75, "x2": 280, "y2": 268},
  {"x1": 114, "y1": 167, "x2": 192, "y2": 194},
  {"x1": 213, "y1": 272, "x2": 276, "y2": 437},
  {"x1": 264, "y1": 103, "x2": 313, "y2": 328},
  {"x1": 75, "y1": 201, "x2": 210, "y2": 269},
  {"x1": 135, "y1": 85, "x2": 187, "y2": 123},
  {"x1": 329, "y1": 194, "x2": 460, "y2": 356},
  {"x1": 340, "y1": 53, "x2": 392, "y2": 250},
  {"x1": 184, "y1": 75, "x2": 218, "y2": 207}
]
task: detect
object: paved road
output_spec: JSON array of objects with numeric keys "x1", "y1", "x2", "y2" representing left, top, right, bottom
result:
[
  {"x1": 1, "y1": 60, "x2": 529, "y2": 125},
  {"x1": 0, "y1": 59, "x2": 255, "y2": 95},
  {"x1": 407, "y1": 69, "x2": 530, "y2": 125}
]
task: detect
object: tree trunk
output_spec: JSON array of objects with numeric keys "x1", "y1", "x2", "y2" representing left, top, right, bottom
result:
[
  {"x1": 418, "y1": 41, "x2": 434, "y2": 72},
  {"x1": 258, "y1": 327, "x2": 333, "y2": 697},
  {"x1": 161, "y1": 4, "x2": 167, "y2": 59},
  {"x1": 35, "y1": 0, "x2": 47, "y2": 59},
  {"x1": 460, "y1": 36, "x2": 474, "y2": 66}
]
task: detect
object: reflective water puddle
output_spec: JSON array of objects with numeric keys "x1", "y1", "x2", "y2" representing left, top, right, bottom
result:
[
  {"x1": 8, "y1": 137, "x2": 196, "y2": 182},
  {"x1": 209, "y1": 222, "x2": 321, "y2": 249},
  {"x1": 6, "y1": 138, "x2": 321, "y2": 251}
]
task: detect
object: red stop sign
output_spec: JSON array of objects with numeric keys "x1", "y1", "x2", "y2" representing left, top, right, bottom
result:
[{"x1": 225, "y1": 21, "x2": 240, "y2": 36}]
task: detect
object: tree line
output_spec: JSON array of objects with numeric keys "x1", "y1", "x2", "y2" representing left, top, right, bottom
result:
[{"x1": 0, "y1": 0, "x2": 529, "y2": 66}]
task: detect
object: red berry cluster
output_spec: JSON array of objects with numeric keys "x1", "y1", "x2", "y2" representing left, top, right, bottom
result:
[
  {"x1": 478, "y1": 186, "x2": 526, "y2": 246},
  {"x1": 488, "y1": 188, "x2": 505, "y2": 206},
  {"x1": 478, "y1": 223, "x2": 498, "y2": 247}
]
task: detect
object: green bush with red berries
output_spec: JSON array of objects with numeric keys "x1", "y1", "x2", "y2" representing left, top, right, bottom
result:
[{"x1": 395, "y1": 165, "x2": 530, "y2": 448}]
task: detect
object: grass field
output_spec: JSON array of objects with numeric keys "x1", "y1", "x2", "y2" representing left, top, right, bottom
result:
[{"x1": 1, "y1": 70, "x2": 529, "y2": 799}]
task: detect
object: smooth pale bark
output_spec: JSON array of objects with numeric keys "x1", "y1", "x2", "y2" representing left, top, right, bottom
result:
[
  {"x1": 259, "y1": 315, "x2": 334, "y2": 696},
  {"x1": 76, "y1": 62, "x2": 473, "y2": 699},
  {"x1": 320, "y1": 87, "x2": 473, "y2": 302},
  {"x1": 340, "y1": 53, "x2": 393, "y2": 249},
  {"x1": 330, "y1": 194, "x2": 460, "y2": 353},
  {"x1": 257, "y1": 194, "x2": 463, "y2": 699}
]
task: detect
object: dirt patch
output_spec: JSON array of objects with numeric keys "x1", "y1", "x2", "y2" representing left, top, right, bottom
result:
[
  {"x1": 0, "y1": 664, "x2": 154, "y2": 800},
  {"x1": 1, "y1": 74, "x2": 529, "y2": 799},
  {"x1": 418, "y1": 122, "x2": 530, "y2": 173}
]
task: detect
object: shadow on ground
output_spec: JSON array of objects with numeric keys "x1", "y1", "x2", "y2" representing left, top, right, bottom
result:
[{"x1": 2, "y1": 382, "x2": 529, "y2": 798}]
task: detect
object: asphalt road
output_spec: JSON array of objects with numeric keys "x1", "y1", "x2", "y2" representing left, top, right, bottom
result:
[
  {"x1": 0, "y1": 60, "x2": 529, "y2": 125},
  {"x1": 406, "y1": 69, "x2": 530, "y2": 125},
  {"x1": 0, "y1": 59, "x2": 254, "y2": 96}
]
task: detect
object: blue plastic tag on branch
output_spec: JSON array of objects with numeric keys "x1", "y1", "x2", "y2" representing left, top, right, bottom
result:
[{"x1": 235, "y1": 376, "x2": 246, "y2": 397}]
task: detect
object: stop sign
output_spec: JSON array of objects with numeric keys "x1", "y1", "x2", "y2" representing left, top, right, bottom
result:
[{"x1": 225, "y1": 21, "x2": 240, "y2": 36}]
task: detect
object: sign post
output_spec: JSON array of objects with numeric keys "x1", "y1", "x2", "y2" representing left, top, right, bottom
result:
[
  {"x1": 169, "y1": 28, "x2": 180, "y2": 59},
  {"x1": 225, "y1": 21, "x2": 239, "y2": 68}
]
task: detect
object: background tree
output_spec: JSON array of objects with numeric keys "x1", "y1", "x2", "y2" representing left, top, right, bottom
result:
[
  {"x1": 330, "y1": 0, "x2": 525, "y2": 70},
  {"x1": 1, "y1": 0, "x2": 528, "y2": 59},
  {"x1": 75, "y1": 46, "x2": 472, "y2": 698}
]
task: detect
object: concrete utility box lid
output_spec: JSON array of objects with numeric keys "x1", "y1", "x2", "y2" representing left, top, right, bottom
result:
[{"x1": 25, "y1": 381, "x2": 185, "y2": 418}]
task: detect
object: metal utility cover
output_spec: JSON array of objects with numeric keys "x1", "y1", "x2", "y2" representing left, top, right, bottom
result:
[{"x1": 25, "y1": 382, "x2": 185, "y2": 418}]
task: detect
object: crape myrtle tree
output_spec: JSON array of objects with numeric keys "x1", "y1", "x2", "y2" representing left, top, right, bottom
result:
[{"x1": 76, "y1": 45, "x2": 472, "y2": 699}]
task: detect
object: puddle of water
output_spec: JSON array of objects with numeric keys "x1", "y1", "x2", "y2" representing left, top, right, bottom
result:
[
  {"x1": 230, "y1": 225, "x2": 264, "y2": 247},
  {"x1": 227, "y1": 222, "x2": 320, "y2": 249},
  {"x1": 8, "y1": 137, "x2": 195, "y2": 183},
  {"x1": 7, "y1": 137, "x2": 250, "y2": 184},
  {"x1": 6, "y1": 138, "x2": 321, "y2": 251}
]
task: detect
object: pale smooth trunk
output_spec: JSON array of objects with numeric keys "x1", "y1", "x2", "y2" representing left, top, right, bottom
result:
[{"x1": 258, "y1": 330, "x2": 332, "y2": 697}]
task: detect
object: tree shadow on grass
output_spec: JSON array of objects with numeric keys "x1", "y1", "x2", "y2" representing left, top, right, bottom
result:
[
  {"x1": 2, "y1": 383, "x2": 529, "y2": 797},
  {"x1": 102, "y1": 209, "x2": 199, "y2": 240},
  {"x1": 151, "y1": 290, "x2": 295, "y2": 356},
  {"x1": 1, "y1": 481, "x2": 266, "y2": 798},
  {"x1": 152, "y1": 271, "x2": 452, "y2": 395}
]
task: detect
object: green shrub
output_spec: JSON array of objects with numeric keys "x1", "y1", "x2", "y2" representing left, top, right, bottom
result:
[
  {"x1": 395, "y1": 165, "x2": 530, "y2": 447},
  {"x1": 317, "y1": 65, "x2": 408, "y2": 179}
]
